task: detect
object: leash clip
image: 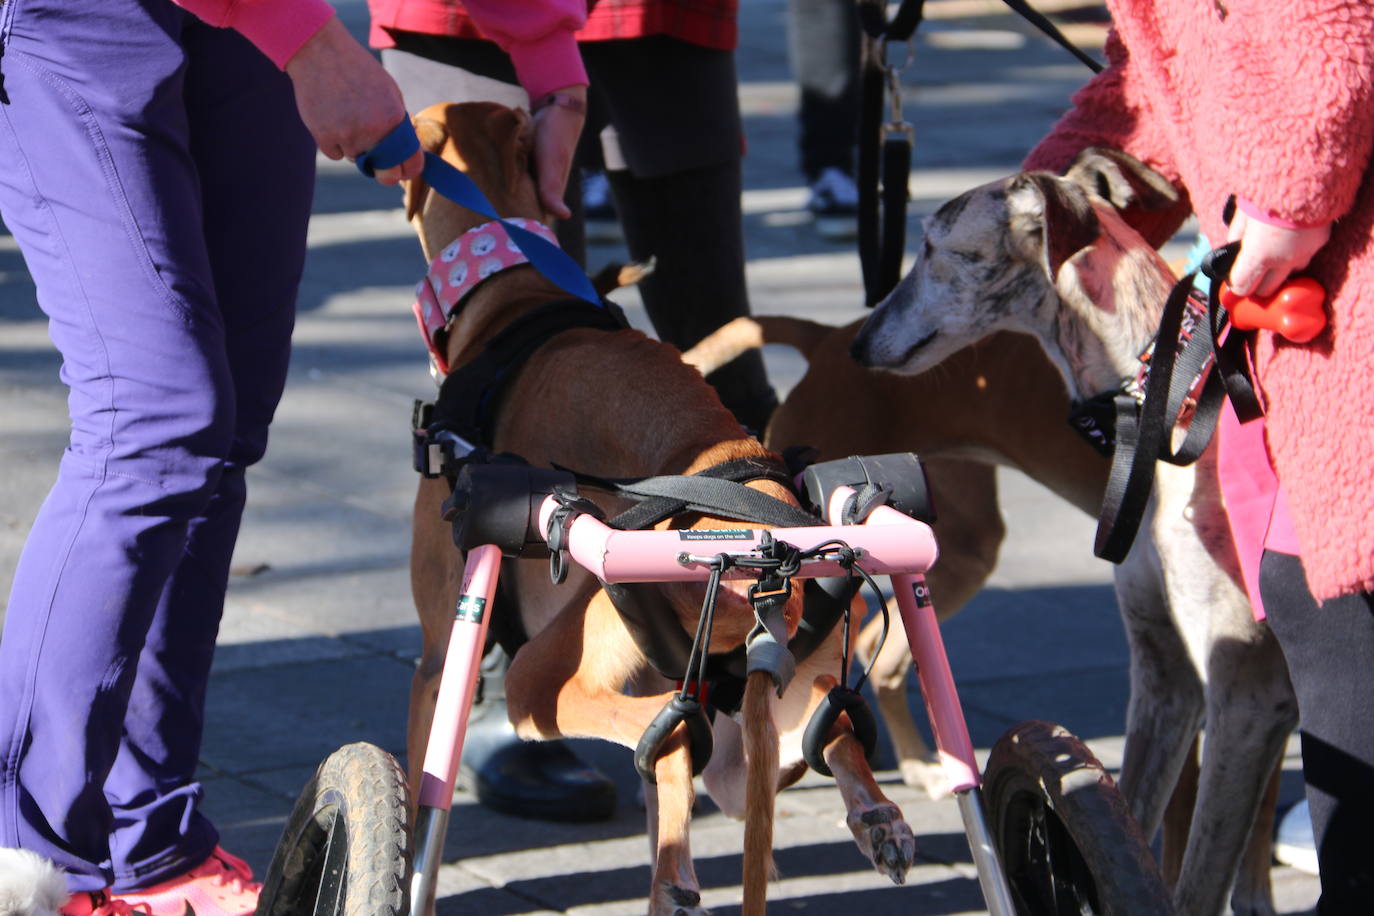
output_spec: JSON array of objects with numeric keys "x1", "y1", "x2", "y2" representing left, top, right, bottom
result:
[{"x1": 882, "y1": 59, "x2": 914, "y2": 140}]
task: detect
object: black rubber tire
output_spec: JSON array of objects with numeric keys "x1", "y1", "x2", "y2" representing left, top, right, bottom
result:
[
  {"x1": 255, "y1": 742, "x2": 412, "y2": 916},
  {"x1": 982, "y1": 721, "x2": 1172, "y2": 916}
]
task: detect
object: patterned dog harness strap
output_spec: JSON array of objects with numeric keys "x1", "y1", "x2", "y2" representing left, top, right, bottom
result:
[{"x1": 412, "y1": 218, "x2": 562, "y2": 376}]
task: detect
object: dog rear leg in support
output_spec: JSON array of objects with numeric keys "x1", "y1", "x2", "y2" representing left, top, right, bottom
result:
[
  {"x1": 809, "y1": 673, "x2": 916, "y2": 884},
  {"x1": 645, "y1": 733, "x2": 709, "y2": 916}
]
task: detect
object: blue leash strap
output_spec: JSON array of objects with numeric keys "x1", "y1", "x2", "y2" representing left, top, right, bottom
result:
[{"x1": 357, "y1": 119, "x2": 601, "y2": 306}]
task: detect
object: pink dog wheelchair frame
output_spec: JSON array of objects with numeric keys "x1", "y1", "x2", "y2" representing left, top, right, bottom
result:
[
  {"x1": 255, "y1": 125, "x2": 1167, "y2": 916},
  {"x1": 255, "y1": 449, "x2": 1168, "y2": 916}
]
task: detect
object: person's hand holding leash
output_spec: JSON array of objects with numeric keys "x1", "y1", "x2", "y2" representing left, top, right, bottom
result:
[
  {"x1": 1225, "y1": 201, "x2": 1330, "y2": 299},
  {"x1": 285, "y1": 17, "x2": 424, "y2": 186},
  {"x1": 530, "y1": 86, "x2": 587, "y2": 220}
]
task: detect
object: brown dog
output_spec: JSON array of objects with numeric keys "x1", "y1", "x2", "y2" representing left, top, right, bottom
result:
[
  {"x1": 687, "y1": 318, "x2": 1106, "y2": 791},
  {"x1": 690, "y1": 313, "x2": 1285, "y2": 916},
  {"x1": 401, "y1": 101, "x2": 916, "y2": 916}
]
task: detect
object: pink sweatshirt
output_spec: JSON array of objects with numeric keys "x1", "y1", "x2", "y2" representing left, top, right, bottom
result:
[
  {"x1": 172, "y1": 0, "x2": 587, "y2": 99},
  {"x1": 1025, "y1": 0, "x2": 1374, "y2": 601}
]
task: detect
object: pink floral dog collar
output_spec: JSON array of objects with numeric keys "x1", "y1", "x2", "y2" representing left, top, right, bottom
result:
[{"x1": 413, "y1": 218, "x2": 561, "y2": 376}]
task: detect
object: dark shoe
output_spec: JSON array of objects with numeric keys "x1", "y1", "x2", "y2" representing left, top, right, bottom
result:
[{"x1": 460, "y1": 718, "x2": 617, "y2": 822}]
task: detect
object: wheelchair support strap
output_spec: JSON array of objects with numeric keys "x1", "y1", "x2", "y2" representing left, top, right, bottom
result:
[
  {"x1": 802, "y1": 686, "x2": 879, "y2": 777},
  {"x1": 634, "y1": 695, "x2": 714, "y2": 784}
]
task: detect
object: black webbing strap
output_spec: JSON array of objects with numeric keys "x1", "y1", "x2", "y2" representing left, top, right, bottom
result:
[
  {"x1": 429, "y1": 299, "x2": 628, "y2": 448},
  {"x1": 999, "y1": 0, "x2": 1105, "y2": 74},
  {"x1": 855, "y1": 0, "x2": 1102, "y2": 307},
  {"x1": 589, "y1": 457, "x2": 819, "y2": 532},
  {"x1": 1200, "y1": 244, "x2": 1265, "y2": 424},
  {"x1": 856, "y1": 0, "x2": 923, "y2": 306}
]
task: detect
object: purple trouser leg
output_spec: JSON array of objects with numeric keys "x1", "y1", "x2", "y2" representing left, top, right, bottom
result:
[{"x1": 0, "y1": 0, "x2": 314, "y2": 891}]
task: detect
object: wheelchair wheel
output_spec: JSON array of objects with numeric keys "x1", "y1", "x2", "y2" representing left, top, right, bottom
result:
[
  {"x1": 982, "y1": 721, "x2": 1170, "y2": 916},
  {"x1": 255, "y1": 742, "x2": 411, "y2": 916}
]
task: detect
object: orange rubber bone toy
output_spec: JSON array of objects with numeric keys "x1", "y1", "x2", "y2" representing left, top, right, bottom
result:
[{"x1": 1219, "y1": 277, "x2": 1327, "y2": 343}]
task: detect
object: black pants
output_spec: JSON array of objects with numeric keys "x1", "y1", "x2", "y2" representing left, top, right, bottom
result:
[
  {"x1": 786, "y1": 0, "x2": 861, "y2": 181},
  {"x1": 1260, "y1": 550, "x2": 1374, "y2": 914}
]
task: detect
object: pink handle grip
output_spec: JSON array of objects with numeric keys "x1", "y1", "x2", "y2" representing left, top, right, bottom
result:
[{"x1": 535, "y1": 487, "x2": 939, "y2": 583}]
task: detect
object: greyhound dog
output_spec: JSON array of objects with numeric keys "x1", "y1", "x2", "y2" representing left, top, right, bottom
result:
[
  {"x1": 841, "y1": 147, "x2": 1297, "y2": 916},
  {"x1": 402, "y1": 101, "x2": 915, "y2": 916}
]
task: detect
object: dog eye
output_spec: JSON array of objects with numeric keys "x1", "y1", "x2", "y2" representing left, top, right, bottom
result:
[{"x1": 922, "y1": 238, "x2": 934, "y2": 259}]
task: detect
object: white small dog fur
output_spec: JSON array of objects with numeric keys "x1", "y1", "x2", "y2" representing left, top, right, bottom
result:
[{"x1": 0, "y1": 848, "x2": 68, "y2": 916}]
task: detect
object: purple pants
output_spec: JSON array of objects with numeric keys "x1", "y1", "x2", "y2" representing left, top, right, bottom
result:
[{"x1": 0, "y1": 0, "x2": 315, "y2": 892}]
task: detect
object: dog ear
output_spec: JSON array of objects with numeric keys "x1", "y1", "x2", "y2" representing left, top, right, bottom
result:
[
  {"x1": 403, "y1": 115, "x2": 449, "y2": 223},
  {"x1": 1064, "y1": 148, "x2": 1179, "y2": 213},
  {"x1": 497, "y1": 105, "x2": 536, "y2": 202},
  {"x1": 1007, "y1": 171, "x2": 1101, "y2": 280}
]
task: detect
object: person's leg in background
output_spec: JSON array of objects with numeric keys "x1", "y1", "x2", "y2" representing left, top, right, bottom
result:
[
  {"x1": 0, "y1": 0, "x2": 306, "y2": 902},
  {"x1": 105, "y1": 20, "x2": 315, "y2": 894},
  {"x1": 378, "y1": 34, "x2": 618, "y2": 823},
  {"x1": 1260, "y1": 550, "x2": 1374, "y2": 914},
  {"x1": 587, "y1": 36, "x2": 779, "y2": 434},
  {"x1": 786, "y1": 0, "x2": 861, "y2": 241}
]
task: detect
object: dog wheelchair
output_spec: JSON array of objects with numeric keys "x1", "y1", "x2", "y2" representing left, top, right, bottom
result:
[{"x1": 254, "y1": 447, "x2": 1169, "y2": 916}]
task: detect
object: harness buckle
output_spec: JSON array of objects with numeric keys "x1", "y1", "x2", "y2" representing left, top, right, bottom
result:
[{"x1": 747, "y1": 575, "x2": 792, "y2": 605}]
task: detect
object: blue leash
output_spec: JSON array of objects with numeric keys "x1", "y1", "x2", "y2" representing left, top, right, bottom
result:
[{"x1": 357, "y1": 119, "x2": 601, "y2": 306}]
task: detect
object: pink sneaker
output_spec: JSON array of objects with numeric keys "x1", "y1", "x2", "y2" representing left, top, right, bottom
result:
[
  {"x1": 59, "y1": 891, "x2": 151, "y2": 916},
  {"x1": 113, "y1": 847, "x2": 261, "y2": 916}
]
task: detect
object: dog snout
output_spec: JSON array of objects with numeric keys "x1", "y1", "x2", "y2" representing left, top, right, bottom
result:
[{"x1": 850, "y1": 320, "x2": 880, "y2": 366}]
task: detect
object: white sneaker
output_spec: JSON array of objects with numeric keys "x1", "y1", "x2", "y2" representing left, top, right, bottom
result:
[
  {"x1": 805, "y1": 167, "x2": 860, "y2": 242},
  {"x1": 581, "y1": 169, "x2": 623, "y2": 244},
  {"x1": 1274, "y1": 799, "x2": 1320, "y2": 876}
]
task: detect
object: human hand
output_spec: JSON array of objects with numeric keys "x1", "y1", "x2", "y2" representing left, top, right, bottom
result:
[
  {"x1": 284, "y1": 17, "x2": 424, "y2": 186},
  {"x1": 530, "y1": 86, "x2": 588, "y2": 220},
  {"x1": 1225, "y1": 207, "x2": 1331, "y2": 299}
]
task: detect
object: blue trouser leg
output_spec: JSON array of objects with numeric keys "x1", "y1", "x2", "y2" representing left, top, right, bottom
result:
[{"x1": 0, "y1": 0, "x2": 314, "y2": 891}]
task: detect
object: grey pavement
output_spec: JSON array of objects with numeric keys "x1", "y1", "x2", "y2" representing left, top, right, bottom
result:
[{"x1": 0, "y1": 1, "x2": 1320, "y2": 913}]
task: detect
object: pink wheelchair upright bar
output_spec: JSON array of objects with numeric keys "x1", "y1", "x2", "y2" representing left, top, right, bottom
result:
[
  {"x1": 417, "y1": 543, "x2": 501, "y2": 810},
  {"x1": 536, "y1": 490, "x2": 940, "y2": 583}
]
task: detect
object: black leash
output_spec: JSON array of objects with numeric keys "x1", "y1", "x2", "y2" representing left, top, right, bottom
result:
[
  {"x1": 1091, "y1": 242, "x2": 1263, "y2": 563},
  {"x1": 855, "y1": 0, "x2": 1103, "y2": 306}
]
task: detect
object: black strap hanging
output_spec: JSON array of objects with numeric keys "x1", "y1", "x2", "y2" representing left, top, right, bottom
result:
[
  {"x1": 855, "y1": 0, "x2": 1103, "y2": 306},
  {"x1": 856, "y1": 0, "x2": 923, "y2": 306}
]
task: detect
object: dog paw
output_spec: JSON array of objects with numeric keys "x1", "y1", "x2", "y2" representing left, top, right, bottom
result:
[
  {"x1": 847, "y1": 803, "x2": 916, "y2": 885},
  {"x1": 652, "y1": 883, "x2": 710, "y2": 916},
  {"x1": 899, "y1": 757, "x2": 950, "y2": 799}
]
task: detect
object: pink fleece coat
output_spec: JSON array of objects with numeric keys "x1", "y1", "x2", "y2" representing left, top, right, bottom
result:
[{"x1": 1025, "y1": 0, "x2": 1374, "y2": 601}]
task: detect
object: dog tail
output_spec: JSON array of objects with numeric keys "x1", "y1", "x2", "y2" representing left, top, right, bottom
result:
[
  {"x1": 740, "y1": 668, "x2": 779, "y2": 916},
  {"x1": 681, "y1": 316, "x2": 834, "y2": 377},
  {"x1": 590, "y1": 258, "x2": 656, "y2": 297}
]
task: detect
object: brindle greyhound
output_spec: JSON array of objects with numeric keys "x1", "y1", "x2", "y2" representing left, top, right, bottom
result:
[
  {"x1": 402, "y1": 101, "x2": 916, "y2": 916},
  {"x1": 843, "y1": 148, "x2": 1297, "y2": 916}
]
